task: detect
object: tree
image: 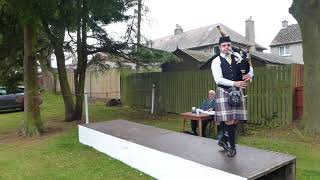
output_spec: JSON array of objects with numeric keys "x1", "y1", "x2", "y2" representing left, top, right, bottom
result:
[
  {"x1": 0, "y1": 2, "x2": 24, "y2": 90},
  {"x1": 137, "y1": 0, "x2": 142, "y2": 46},
  {"x1": 72, "y1": 0, "x2": 136, "y2": 120},
  {"x1": 40, "y1": 0, "x2": 173, "y2": 121},
  {"x1": 290, "y1": 0, "x2": 320, "y2": 133},
  {"x1": 3, "y1": 0, "x2": 44, "y2": 136},
  {"x1": 21, "y1": 24, "x2": 43, "y2": 136},
  {"x1": 40, "y1": 0, "x2": 77, "y2": 121},
  {"x1": 36, "y1": 35, "x2": 56, "y2": 93},
  {"x1": 39, "y1": 0, "x2": 137, "y2": 121},
  {"x1": 73, "y1": 0, "x2": 88, "y2": 121}
]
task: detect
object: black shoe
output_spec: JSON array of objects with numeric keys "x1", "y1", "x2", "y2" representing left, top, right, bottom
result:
[
  {"x1": 227, "y1": 148, "x2": 237, "y2": 158},
  {"x1": 218, "y1": 140, "x2": 229, "y2": 151},
  {"x1": 183, "y1": 131, "x2": 196, "y2": 136}
]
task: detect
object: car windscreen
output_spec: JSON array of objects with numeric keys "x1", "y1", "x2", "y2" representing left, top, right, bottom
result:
[
  {"x1": 1, "y1": 88, "x2": 24, "y2": 94},
  {"x1": 0, "y1": 89, "x2": 7, "y2": 95}
]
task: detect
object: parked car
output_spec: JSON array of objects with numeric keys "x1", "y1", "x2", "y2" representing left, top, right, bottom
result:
[{"x1": 0, "y1": 86, "x2": 42, "y2": 111}]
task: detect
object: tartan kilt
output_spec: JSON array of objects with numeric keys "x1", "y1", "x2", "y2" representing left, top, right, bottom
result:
[{"x1": 215, "y1": 87, "x2": 248, "y2": 122}]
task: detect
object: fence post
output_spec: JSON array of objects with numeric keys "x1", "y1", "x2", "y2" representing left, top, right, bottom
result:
[
  {"x1": 84, "y1": 91, "x2": 89, "y2": 124},
  {"x1": 288, "y1": 64, "x2": 294, "y2": 123},
  {"x1": 89, "y1": 72, "x2": 92, "y2": 98},
  {"x1": 151, "y1": 83, "x2": 155, "y2": 114}
]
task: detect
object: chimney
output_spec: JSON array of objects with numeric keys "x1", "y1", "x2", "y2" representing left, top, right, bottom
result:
[
  {"x1": 245, "y1": 16, "x2": 255, "y2": 51},
  {"x1": 174, "y1": 24, "x2": 183, "y2": 35},
  {"x1": 282, "y1": 20, "x2": 288, "y2": 28}
]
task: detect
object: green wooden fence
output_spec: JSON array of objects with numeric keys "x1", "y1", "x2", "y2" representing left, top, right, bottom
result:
[{"x1": 121, "y1": 65, "x2": 294, "y2": 126}]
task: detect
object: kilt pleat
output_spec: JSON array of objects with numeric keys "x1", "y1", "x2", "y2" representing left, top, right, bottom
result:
[{"x1": 215, "y1": 87, "x2": 248, "y2": 122}]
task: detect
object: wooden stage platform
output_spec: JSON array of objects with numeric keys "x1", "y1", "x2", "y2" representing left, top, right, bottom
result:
[{"x1": 79, "y1": 120, "x2": 295, "y2": 180}]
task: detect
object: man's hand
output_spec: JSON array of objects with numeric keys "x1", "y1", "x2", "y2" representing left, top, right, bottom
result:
[
  {"x1": 234, "y1": 81, "x2": 247, "y2": 88},
  {"x1": 242, "y1": 74, "x2": 252, "y2": 82}
]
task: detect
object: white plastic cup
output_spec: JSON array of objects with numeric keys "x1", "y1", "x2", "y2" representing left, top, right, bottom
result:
[{"x1": 192, "y1": 107, "x2": 196, "y2": 113}]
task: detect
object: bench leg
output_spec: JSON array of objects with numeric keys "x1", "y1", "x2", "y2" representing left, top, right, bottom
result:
[
  {"x1": 199, "y1": 120, "x2": 202, "y2": 137},
  {"x1": 182, "y1": 118, "x2": 186, "y2": 132}
]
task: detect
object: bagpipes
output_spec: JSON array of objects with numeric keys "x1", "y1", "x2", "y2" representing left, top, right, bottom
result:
[{"x1": 217, "y1": 25, "x2": 253, "y2": 97}]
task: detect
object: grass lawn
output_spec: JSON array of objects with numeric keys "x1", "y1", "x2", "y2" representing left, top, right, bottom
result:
[{"x1": 0, "y1": 93, "x2": 319, "y2": 180}]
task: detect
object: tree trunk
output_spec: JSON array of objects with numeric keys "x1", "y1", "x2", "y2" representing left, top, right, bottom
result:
[
  {"x1": 73, "y1": 68, "x2": 86, "y2": 121},
  {"x1": 53, "y1": 71, "x2": 57, "y2": 94},
  {"x1": 19, "y1": 24, "x2": 43, "y2": 136},
  {"x1": 54, "y1": 40, "x2": 75, "y2": 121},
  {"x1": 137, "y1": 0, "x2": 142, "y2": 46},
  {"x1": 290, "y1": 0, "x2": 320, "y2": 133},
  {"x1": 38, "y1": 51, "x2": 55, "y2": 92},
  {"x1": 39, "y1": 1, "x2": 78, "y2": 121},
  {"x1": 73, "y1": 0, "x2": 88, "y2": 121}
]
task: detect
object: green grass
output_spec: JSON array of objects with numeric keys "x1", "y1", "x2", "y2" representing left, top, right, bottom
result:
[
  {"x1": 0, "y1": 111, "x2": 22, "y2": 135},
  {"x1": 0, "y1": 93, "x2": 153, "y2": 180},
  {"x1": 236, "y1": 124, "x2": 320, "y2": 180},
  {"x1": 0, "y1": 93, "x2": 64, "y2": 136},
  {"x1": 0, "y1": 129, "x2": 153, "y2": 180},
  {"x1": 0, "y1": 92, "x2": 319, "y2": 179},
  {"x1": 239, "y1": 137, "x2": 320, "y2": 179}
]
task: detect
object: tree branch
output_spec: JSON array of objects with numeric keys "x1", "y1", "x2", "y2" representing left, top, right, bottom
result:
[{"x1": 41, "y1": 17, "x2": 57, "y2": 44}]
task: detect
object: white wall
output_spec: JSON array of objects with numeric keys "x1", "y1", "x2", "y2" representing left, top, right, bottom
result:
[{"x1": 270, "y1": 43, "x2": 303, "y2": 64}]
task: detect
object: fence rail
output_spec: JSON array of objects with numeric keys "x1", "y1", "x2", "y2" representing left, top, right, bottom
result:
[{"x1": 121, "y1": 65, "x2": 294, "y2": 126}]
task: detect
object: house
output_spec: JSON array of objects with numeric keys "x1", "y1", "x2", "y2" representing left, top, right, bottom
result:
[
  {"x1": 161, "y1": 48, "x2": 211, "y2": 72},
  {"x1": 151, "y1": 18, "x2": 266, "y2": 53},
  {"x1": 270, "y1": 21, "x2": 304, "y2": 88},
  {"x1": 151, "y1": 17, "x2": 294, "y2": 72},
  {"x1": 270, "y1": 21, "x2": 303, "y2": 65}
]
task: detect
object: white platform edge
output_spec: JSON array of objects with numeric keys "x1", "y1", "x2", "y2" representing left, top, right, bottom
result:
[{"x1": 78, "y1": 125, "x2": 247, "y2": 180}]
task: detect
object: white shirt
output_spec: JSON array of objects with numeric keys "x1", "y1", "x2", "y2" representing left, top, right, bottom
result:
[{"x1": 211, "y1": 52, "x2": 254, "y2": 87}]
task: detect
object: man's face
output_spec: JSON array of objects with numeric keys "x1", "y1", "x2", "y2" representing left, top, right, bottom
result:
[
  {"x1": 208, "y1": 92, "x2": 215, "y2": 100},
  {"x1": 219, "y1": 42, "x2": 232, "y2": 54}
]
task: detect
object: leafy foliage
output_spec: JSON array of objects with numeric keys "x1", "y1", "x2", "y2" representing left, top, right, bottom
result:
[{"x1": 0, "y1": 1, "x2": 24, "y2": 89}]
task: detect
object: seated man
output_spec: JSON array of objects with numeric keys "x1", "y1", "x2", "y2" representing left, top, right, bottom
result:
[{"x1": 191, "y1": 90, "x2": 216, "y2": 137}]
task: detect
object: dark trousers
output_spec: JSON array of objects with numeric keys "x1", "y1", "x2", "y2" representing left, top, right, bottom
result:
[
  {"x1": 191, "y1": 119, "x2": 211, "y2": 137},
  {"x1": 217, "y1": 121, "x2": 226, "y2": 141},
  {"x1": 226, "y1": 123, "x2": 238, "y2": 149},
  {"x1": 217, "y1": 121, "x2": 238, "y2": 150}
]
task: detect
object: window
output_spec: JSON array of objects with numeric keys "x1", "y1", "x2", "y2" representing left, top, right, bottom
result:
[
  {"x1": 9, "y1": 88, "x2": 24, "y2": 94},
  {"x1": 0, "y1": 89, "x2": 7, "y2": 95},
  {"x1": 16, "y1": 88, "x2": 24, "y2": 93},
  {"x1": 212, "y1": 46, "x2": 220, "y2": 54},
  {"x1": 279, "y1": 46, "x2": 291, "y2": 56}
]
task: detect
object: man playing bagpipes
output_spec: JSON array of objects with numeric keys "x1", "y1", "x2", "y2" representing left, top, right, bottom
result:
[{"x1": 211, "y1": 25, "x2": 253, "y2": 157}]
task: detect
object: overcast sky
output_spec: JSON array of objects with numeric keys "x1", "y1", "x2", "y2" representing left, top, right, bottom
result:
[
  {"x1": 109, "y1": 0, "x2": 297, "y2": 52},
  {"x1": 54, "y1": 0, "x2": 297, "y2": 67}
]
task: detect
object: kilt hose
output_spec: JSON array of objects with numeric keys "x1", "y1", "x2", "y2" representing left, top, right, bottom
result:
[{"x1": 215, "y1": 87, "x2": 248, "y2": 123}]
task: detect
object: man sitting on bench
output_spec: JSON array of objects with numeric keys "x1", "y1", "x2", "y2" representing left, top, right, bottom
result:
[{"x1": 191, "y1": 90, "x2": 216, "y2": 137}]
